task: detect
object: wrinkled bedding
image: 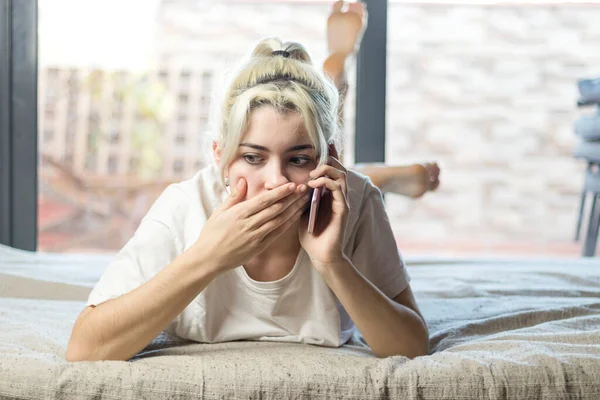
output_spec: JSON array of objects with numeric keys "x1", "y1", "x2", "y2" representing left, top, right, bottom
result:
[{"x1": 1, "y1": 244, "x2": 599, "y2": 399}]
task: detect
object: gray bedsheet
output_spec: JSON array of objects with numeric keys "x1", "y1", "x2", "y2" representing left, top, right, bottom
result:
[{"x1": 1, "y1": 244, "x2": 599, "y2": 399}]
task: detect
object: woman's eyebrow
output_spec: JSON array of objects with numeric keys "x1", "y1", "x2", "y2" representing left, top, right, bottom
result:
[{"x1": 239, "y1": 143, "x2": 315, "y2": 152}]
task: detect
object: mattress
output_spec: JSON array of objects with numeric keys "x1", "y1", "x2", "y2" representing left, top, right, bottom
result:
[{"x1": 1, "y1": 244, "x2": 599, "y2": 399}]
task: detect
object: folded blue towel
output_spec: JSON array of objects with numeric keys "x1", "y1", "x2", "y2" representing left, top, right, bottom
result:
[
  {"x1": 578, "y1": 78, "x2": 600, "y2": 104},
  {"x1": 573, "y1": 139, "x2": 600, "y2": 164},
  {"x1": 575, "y1": 115, "x2": 600, "y2": 141}
]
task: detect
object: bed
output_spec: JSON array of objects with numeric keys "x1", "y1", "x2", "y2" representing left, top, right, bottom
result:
[{"x1": 1, "y1": 243, "x2": 599, "y2": 399}]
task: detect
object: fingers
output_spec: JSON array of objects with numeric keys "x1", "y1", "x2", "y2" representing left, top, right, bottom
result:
[
  {"x1": 217, "y1": 178, "x2": 247, "y2": 213},
  {"x1": 248, "y1": 185, "x2": 309, "y2": 230},
  {"x1": 307, "y1": 176, "x2": 342, "y2": 193},
  {"x1": 307, "y1": 176, "x2": 347, "y2": 206},
  {"x1": 309, "y1": 157, "x2": 347, "y2": 194},
  {"x1": 240, "y1": 182, "x2": 298, "y2": 218},
  {"x1": 310, "y1": 158, "x2": 346, "y2": 177},
  {"x1": 309, "y1": 166, "x2": 336, "y2": 180},
  {"x1": 259, "y1": 194, "x2": 309, "y2": 247}
]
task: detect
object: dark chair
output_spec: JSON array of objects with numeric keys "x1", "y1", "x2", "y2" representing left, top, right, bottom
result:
[
  {"x1": 573, "y1": 80, "x2": 600, "y2": 257},
  {"x1": 575, "y1": 162, "x2": 600, "y2": 257}
]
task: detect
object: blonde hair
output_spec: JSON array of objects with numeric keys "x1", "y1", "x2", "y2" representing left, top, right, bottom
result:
[{"x1": 214, "y1": 37, "x2": 341, "y2": 183}]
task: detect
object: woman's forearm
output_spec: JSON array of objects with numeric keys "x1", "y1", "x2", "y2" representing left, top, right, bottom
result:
[
  {"x1": 66, "y1": 251, "x2": 219, "y2": 362},
  {"x1": 318, "y1": 258, "x2": 429, "y2": 359}
]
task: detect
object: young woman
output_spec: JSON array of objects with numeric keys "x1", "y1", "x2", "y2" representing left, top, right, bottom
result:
[{"x1": 66, "y1": 38, "x2": 429, "y2": 362}]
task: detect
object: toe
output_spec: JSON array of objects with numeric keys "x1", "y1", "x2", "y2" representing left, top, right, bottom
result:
[
  {"x1": 331, "y1": 0, "x2": 344, "y2": 13},
  {"x1": 426, "y1": 162, "x2": 440, "y2": 180},
  {"x1": 348, "y1": 2, "x2": 364, "y2": 17}
]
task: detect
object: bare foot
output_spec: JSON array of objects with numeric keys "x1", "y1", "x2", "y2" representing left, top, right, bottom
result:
[
  {"x1": 355, "y1": 162, "x2": 441, "y2": 198},
  {"x1": 327, "y1": 1, "x2": 368, "y2": 57}
]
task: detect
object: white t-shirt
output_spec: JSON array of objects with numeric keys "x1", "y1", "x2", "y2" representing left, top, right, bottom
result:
[{"x1": 87, "y1": 163, "x2": 410, "y2": 347}]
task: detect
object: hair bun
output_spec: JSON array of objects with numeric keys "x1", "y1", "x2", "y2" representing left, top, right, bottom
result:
[
  {"x1": 271, "y1": 50, "x2": 290, "y2": 58},
  {"x1": 251, "y1": 37, "x2": 312, "y2": 65}
]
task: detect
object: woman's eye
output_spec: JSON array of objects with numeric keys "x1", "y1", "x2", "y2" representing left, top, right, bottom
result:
[
  {"x1": 243, "y1": 155, "x2": 263, "y2": 164},
  {"x1": 290, "y1": 157, "x2": 311, "y2": 166}
]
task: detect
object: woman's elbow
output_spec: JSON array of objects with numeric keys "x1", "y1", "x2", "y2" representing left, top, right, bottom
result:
[
  {"x1": 65, "y1": 339, "x2": 91, "y2": 362},
  {"x1": 373, "y1": 329, "x2": 430, "y2": 359},
  {"x1": 65, "y1": 339, "x2": 130, "y2": 362},
  {"x1": 373, "y1": 343, "x2": 429, "y2": 359},
  {"x1": 65, "y1": 306, "x2": 112, "y2": 362}
]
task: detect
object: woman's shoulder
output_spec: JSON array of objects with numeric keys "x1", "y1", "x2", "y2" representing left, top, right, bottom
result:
[
  {"x1": 175, "y1": 162, "x2": 225, "y2": 200},
  {"x1": 147, "y1": 163, "x2": 225, "y2": 223},
  {"x1": 346, "y1": 167, "x2": 381, "y2": 209},
  {"x1": 342, "y1": 168, "x2": 382, "y2": 242}
]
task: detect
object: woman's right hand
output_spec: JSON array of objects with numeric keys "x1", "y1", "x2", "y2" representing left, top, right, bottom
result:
[{"x1": 189, "y1": 178, "x2": 309, "y2": 274}]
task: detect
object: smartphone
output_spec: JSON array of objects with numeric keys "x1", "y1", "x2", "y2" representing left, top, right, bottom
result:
[{"x1": 307, "y1": 186, "x2": 322, "y2": 234}]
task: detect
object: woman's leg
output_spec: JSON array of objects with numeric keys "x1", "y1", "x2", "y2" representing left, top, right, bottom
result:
[
  {"x1": 324, "y1": 1, "x2": 440, "y2": 198},
  {"x1": 354, "y1": 162, "x2": 440, "y2": 199}
]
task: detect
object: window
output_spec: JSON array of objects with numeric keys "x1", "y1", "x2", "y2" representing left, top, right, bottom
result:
[
  {"x1": 66, "y1": 124, "x2": 76, "y2": 140},
  {"x1": 129, "y1": 156, "x2": 139, "y2": 173},
  {"x1": 107, "y1": 155, "x2": 119, "y2": 174},
  {"x1": 44, "y1": 129, "x2": 54, "y2": 142},
  {"x1": 200, "y1": 95, "x2": 210, "y2": 109},
  {"x1": 37, "y1": 0, "x2": 354, "y2": 252},
  {"x1": 180, "y1": 69, "x2": 191, "y2": 82},
  {"x1": 85, "y1": 153, "x2": 97, "y2": 172},
  {"x1": 175, "y1": 134, "x2": 186, "y2": 145},
  {"x1": 158, "y1": 69, "x2": 169, "y2": 83},
  {"x1": 385, "y1": 1, "x2": 594, "y2": 257},
  {"x1": 108, "y1": 131, "x2": 120, "y2": 144},
  {"x1": 199, "y1": 116, "x2": 208, "y2": 129},
  {"x1": 173, "y1": 159, "x2": 184, "y2": 175},
  {"x1": 64, "y1": 154, "x2": 74, "y2": 168}
]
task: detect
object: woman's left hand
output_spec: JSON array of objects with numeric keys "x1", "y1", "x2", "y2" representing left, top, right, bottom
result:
[{"x1": 298, "y1": 150, "x2": 350, "y2": 273}]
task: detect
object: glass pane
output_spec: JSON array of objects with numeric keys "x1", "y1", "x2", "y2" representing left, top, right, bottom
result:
[
  {"x1": 386, "y1": 1, "x2": 599, "y2": 257},
  {"x1": 38, "y1": 0, "x2": 355, "y2": 253}
]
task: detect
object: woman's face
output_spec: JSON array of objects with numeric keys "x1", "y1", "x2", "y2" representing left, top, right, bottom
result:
[{"x1": 218, "y1": 106, "x2": 318, "y2": 201}]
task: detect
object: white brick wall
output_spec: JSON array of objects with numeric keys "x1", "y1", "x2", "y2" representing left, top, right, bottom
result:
[
  {"x1": 384, "y1": 3, "x2": 600, "y2": 244},
  {"x1": 40, "y1": 1, "x2": 600, "y2": 248}
]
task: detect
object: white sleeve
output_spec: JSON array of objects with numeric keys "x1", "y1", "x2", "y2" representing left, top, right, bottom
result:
[
  {"x1": 86, "y1": 186, "x2": 186, "y2": 307},
  {"x1": 350, "y1": 185, "x2": 411, "y2": 299}
]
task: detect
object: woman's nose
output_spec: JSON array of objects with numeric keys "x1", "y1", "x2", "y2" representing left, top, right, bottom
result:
[{"x1": 264, "y1": 163, "x2": 290, "y2": 190}]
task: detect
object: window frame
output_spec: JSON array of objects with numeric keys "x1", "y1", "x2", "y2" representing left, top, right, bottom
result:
[
  {"x1": 356, "y1": 0, "x2": 387, "y2": 163},
  {"x1": 0, "y1": 0, "x2": 38, "y2": 251}
]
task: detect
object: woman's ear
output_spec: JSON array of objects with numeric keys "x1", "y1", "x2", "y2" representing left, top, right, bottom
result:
[{"x1": 212, "y1": 141, "x2": 222, "y2": 166}]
